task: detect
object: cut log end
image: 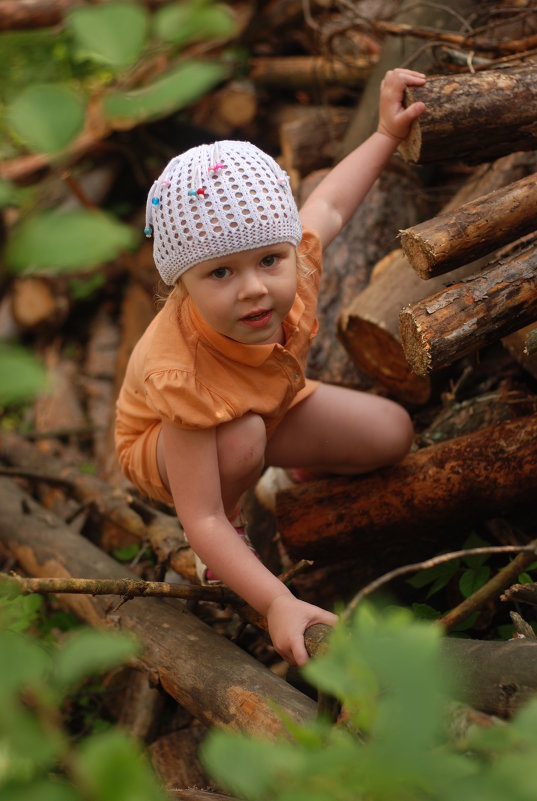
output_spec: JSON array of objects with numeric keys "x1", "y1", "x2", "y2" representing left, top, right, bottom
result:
[
  {"x1": 338, "y1": 314, "x2": 430, "y2": 404},
  {"x1": 399, "y1": 229, "x2": 435, "y2": 278},
  {"x1": 398, "y1": 306, "x2": 432, "y2": 376}
]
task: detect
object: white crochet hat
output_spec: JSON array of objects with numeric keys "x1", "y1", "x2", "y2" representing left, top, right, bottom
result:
[{"x1": 144, "y1": 140, "x2": 303, "y2": 286}]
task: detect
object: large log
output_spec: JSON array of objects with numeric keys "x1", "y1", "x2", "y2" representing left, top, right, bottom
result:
[
  {"x1": 0, "y1": 476, "x2": 317, "y2": 737},
  {"x1": 400, "y1": 171, "x2": 537, "y2": 279},
  {"x1": 308, "y1": 624, "x2": 537, "y2": 719},
  {"x1": 337, "y1": 153, "x2": 535, "y2": 403},
  {"x1": 399, "y1": 241, "x2": 537, "y2": 376},
  {"x1": 276, "y1": 413, "x2": 537, "y2": 565},
  {"x1": 398, "y1": 64, "x2": 537, "y2": 165}
]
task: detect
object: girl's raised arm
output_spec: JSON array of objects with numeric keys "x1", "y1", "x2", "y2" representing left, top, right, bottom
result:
[{"x1": 300, "y1": 68, "x2": 426, "y2": 250}]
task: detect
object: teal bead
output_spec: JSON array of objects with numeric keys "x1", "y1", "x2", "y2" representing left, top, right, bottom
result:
[
  {"x1": 152, "y1": 197, "x2": 160, "y2": 206},
  {"x1": 144, "y1": 226, "x2": 152, "y2": 237}
]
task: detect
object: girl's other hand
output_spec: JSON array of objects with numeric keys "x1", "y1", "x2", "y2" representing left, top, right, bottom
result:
[
  {"x1": 266, "y1": 593, "x2": 338, "y2": 666},
  {"x1": 377, "y1": 67, "x2": 426, "y2": 143}
]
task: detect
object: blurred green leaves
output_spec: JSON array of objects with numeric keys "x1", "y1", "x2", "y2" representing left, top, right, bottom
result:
[
  {"x1": 6, "y1": 209, "x2": 139, "y2": 275},
  {"x1": 66, "y1": 4, "x2": 149, "y2": 68},
  {"x1": 7, "y1": 85, "x2": 86, "y2": 154},
  {"x1": 0, "y1": 343, "x2": 47, "y2": 407}
]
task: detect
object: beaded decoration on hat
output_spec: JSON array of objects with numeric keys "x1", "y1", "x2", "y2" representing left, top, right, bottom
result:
[{"x1": 144, "y1": 140, "x2": 302, "y2": 286}]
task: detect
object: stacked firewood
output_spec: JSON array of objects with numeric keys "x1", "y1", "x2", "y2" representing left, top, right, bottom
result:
[{"x1": 3, "y1": 1, "x2": 537, "y2": 796}]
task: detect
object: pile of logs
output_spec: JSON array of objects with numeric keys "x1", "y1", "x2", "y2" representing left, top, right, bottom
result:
[{"x1": 4, "y1": 1, "x2": 537, "y2": 797}]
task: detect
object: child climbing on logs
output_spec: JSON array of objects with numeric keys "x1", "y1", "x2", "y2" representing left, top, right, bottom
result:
[{"x1": 115, "y1": 68, "x2": 426, "y2": 666}]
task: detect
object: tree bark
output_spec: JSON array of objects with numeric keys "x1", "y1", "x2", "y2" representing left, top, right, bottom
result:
[
  {"x1": 0, "y1": 476, "x2": 317, "y2": 737},
  {"x1": 307, "y1": 624, "x2": 537, "y2": 719},
  {"x1": 337, "y1": 152, "x2": 536, "y2": 403},
  {"x1": 399, "y1": 242, "x2": 537, "y2": 376},
  {"x1": 400, "y1": 171, "x2": 537, "y2": 278},
  {"x1": 398, "y1": 64, "x2": 537, "y2": 165},
  {"x1": 276, "y1": 413, "x2": 537, "y2": 565}
]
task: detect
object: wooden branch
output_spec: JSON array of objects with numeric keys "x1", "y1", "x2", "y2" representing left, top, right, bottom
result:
[
  {"x1": 342, "y1": 545, "x2": 537, "y2": 625},
  {"x1": 398, "y1": 64, "x2": 537, "y2": 165},
  {"x1": 1, "y1": 572, "x2": 236, "y2": 604},
  {"x1": 0, "y1": 476, "x2": 317, "y2": 737},
  {"x1": 399, "y1": 242, "x2": 537, "y2": 376},
  {"x1": 276, "y1": 413, "x2": 537, "y2": 565},
  {"x1": 502, "y1": 582, "x2": 537, "y2": 606},
  {"x1": 249, "y1": 54, "x2": 374, "y2": 90},
  {"x1": 0, "y1": 430, "x2": 186, "y2": 568},
  {"x1": 400, "y1": 171, "x2": 537, "y2": 278},
  {"x1": 440, "y1": 542, "x2": 537, "y2": 632}
]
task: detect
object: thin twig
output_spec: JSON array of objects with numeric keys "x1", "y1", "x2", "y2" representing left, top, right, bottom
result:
[
  {"x1": 342, "y1": 544, "x2": 537, "y2": 623},
  {"x1": 1, "y1": 572, "x2": 237, "y2": 605}
]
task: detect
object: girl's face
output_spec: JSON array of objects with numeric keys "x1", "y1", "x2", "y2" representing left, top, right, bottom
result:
[{"x1": 181, "y1": 243, "x2": 297, "y2": 345}]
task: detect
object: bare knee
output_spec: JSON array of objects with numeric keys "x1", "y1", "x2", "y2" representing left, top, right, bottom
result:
[
  {"x1": 216, "y1": 413, "x2": 266, "y2": 487},
  {"x1": 381, "y1": 402, "x2": 414, "y2": 464}
]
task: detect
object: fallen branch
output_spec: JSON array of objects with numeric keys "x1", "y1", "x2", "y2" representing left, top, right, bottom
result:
[
  {"x1": 440, "y1": 542, "x2": 537, "y2": 632},
  {"x1": 0, "y1": 475, "x2": 318, "y2": 737},
  {"x1": 342, "y1": 544, "x2": 537, "y2": 624},
  {"x1": 1, "y1": 571, "x2": 236, "y2": 604}
]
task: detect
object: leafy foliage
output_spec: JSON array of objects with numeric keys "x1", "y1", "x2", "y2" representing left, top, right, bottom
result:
[
  {"x1": 0, "y1": 582, "x2": 169, "y2": 801},
  {"x1": 202, "y1": 604, "x2": 537, "y2": 801},
  {"x1": 0, "y1": 342, "x2": 47, "y2": 407}
]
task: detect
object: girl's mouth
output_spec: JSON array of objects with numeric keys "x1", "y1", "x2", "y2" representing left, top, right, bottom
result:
[{"x1": 241, "y1": 309, "x2": 273, "y2": 327}]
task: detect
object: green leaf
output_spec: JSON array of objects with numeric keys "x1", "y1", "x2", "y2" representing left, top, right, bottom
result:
[
  {"x1": 75, "y1": 730, "x2": 168, "y2": 801},
  {"x1": 406, "y1": 559, "x2": 460, "y2": 596},
  {"x1": 104, "y1": 60, "x2": 227, "y2": 125},
  {"x1": 458, "y1": 565, "x2": 490, "y2": 598},
  {"x1": 0, "y1": 630, "x2": 52, "y2": 699},
  {"x1": 5, "y1": 209, "x2": 139, "y2": 274},
  {"x1": 153, "y1": 1, "x2": 236, "y2": 47},
  {"x1": 7, "y1": 84, "x2": 85, "y2": 154},
  {"x1": 0, "y1": 343, "x2": 47, "y2": 406},
  {"x1": 54, "y1": 629, "x2": 139, "y2": 691},
  {"x1": 0, "y1": 778, "x2": 80, "y2": 801},
  {"x1": 112, "y1": 543, "x2": 140, "y2": 562},
  {"x1": 462, "y1": 531, "x2": 491, "y2": 568},
  {"x1": 0, "y1": 591, "x2": 43, "y2": 633},
  {"x1": 66, "y1": 3, "x2": 148, "y2": 67}
]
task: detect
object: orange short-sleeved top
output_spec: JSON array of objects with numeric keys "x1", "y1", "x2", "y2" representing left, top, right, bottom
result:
[{"x1": 115, "y1": 228, "x2": 322, "y2": 499}]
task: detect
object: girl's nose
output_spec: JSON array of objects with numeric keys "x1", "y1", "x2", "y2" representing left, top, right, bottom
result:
[{"x1": 238, "y1": 270, "x2": 268, "y2": 299}]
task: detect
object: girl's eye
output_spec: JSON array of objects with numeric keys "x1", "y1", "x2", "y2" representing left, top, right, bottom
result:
[
  {"x1": 261, "y1": 254, "x2": 277, "y2": 267},
  {"x1": 210, "y1": 267, "x2": 230, "y2": 279}
]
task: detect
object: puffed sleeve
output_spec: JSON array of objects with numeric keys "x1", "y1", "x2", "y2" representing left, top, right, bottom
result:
[{"x1": 144, "y1": 369, "x2": 237, "y2": 429}]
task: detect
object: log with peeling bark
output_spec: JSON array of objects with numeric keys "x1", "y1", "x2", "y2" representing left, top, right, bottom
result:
[
  {"x1": 276, "y1": 413, "x2": 537, "y2": 566},
  {"x1": 0, "y1": 476, "x2": 317, "y2": 737},
  {"x1": 400, "y1": 171, "x2": 537, "y2": 279},
  {"x1": 398, "y1": 64, "x2": 537, "y2": 165},
  {"x1": 338, "y1": 152, "x2": 536, "y2": 403},
  {"x1": 399, "y1": 242, "x2": 537, "y2": 376}
]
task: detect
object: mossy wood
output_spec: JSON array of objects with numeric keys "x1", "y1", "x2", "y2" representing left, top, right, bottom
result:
[
  {"x1": 276, "y1": 413, "x2": 537, "y2": 565},
  {"x1": 400, "y1": 171, "x2": 537, "y2": 279},
  {"x1": 398, "y1": 64, "x2": 537, "y2": 165},
  {"x1": 399, "y1": 243, "x2": 537, "y2": 376}
]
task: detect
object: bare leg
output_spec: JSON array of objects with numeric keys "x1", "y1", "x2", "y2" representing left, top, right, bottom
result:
[
  {"x1": 157, "y1": 413, "x2": 266, "y2": 517},
  {"x1": 265, "y1": 384, "x2": 413, "y2": 474}
]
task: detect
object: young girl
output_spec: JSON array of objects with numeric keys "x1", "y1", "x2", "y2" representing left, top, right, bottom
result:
[{"x1": 116, "y1": 68, "x2": 426, "y2": 667}]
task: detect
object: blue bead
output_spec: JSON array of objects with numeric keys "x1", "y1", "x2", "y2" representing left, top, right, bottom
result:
[
  {"x1": 152, "y1": 197, "x2": 160, "y2": 206},
  {"x1": 144, "y1": 226, "x2": 152, "y2": 237},
  {"x1": 188, "y1": 189, "x2": 197, "y2": 197}
]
